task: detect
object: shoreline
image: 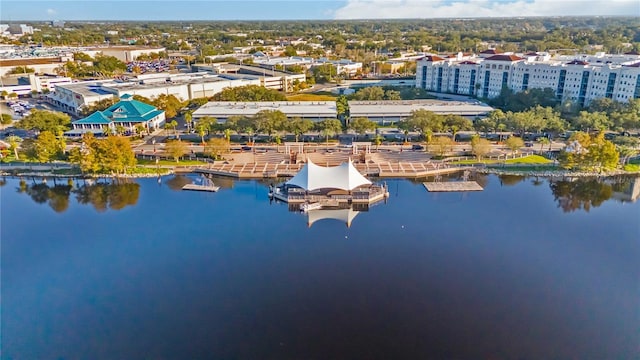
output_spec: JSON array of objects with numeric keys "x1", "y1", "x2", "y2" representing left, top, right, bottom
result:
[
  {"x1": 477, "y1": 167, "x2": 640, "y2": 178},
  {"x1": 2, "y1": 164, "x2": 639, "y2": 180}
]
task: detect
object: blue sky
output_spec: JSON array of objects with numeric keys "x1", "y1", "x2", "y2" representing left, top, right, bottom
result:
[{"x1": 1, "y1": 0, "x2": 638, "y2": 21}]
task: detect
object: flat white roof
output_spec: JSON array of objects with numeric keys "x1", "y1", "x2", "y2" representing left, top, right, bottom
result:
[
  {"x1": 348, "y1": 100, "x2": 493, "y2": 117},
  {"x1": 193, "y1": 101, "x2": 337, "y2": 119}
]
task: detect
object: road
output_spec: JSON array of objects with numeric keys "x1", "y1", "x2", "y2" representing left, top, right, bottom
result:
[{"x1": 131, "y1": 132, "x2": 566, "y2": 159}]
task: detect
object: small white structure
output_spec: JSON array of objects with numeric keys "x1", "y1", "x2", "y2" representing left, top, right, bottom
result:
[{"x1": 286, "y1": 159, "x2": 371, "y2": 192}]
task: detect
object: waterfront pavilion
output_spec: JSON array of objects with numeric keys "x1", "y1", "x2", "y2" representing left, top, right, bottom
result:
[
  {"x1": 286, "y1": 159, "x2": 372, "y2": 192},
  {"x1": 274, "y1": 159, "x2": 388, "y2": 205}
]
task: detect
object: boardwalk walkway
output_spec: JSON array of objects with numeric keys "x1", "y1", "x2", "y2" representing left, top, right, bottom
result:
[{"x1": 195, "y1": 150, "x2": 473, "y2": 179}]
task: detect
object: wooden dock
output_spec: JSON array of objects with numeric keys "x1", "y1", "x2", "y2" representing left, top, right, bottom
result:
[
  {"x1": 182, "y1": 184, "x2": 220, "y2": 192},
  {"x1": 423, "y1": 181, "x2": 483, "y2": 192},
  {"x1": 195, "y1": 162, "x2": 471, "y2": 179}
]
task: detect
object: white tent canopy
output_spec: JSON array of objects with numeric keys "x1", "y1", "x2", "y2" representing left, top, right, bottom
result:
[{"x1": 286, "y1": 159, "x2": 372, "y2": 192}]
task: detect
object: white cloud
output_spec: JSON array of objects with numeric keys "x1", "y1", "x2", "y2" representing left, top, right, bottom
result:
[
  {"x1": 46, "y1": 8, "x2": 57, "y2": 15},
  {"x1": 332, "y1": 0, "x2": 640, "y2": 19}
]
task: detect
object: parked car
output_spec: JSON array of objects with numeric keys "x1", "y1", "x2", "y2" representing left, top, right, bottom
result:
[{"x1": 412, "y1": 144, "x2": 425, "y2": 150}]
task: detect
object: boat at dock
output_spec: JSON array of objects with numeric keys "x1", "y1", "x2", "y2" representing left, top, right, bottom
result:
[
  {"x1": 182, "y1": 176, "x2": 220, "y2": 192},
  {"x1": 182, "y1": 183, "x2": 220, "y2": 192},
  {"x1": 300, "y1": 202, "x2": 323, "y2": 212}
]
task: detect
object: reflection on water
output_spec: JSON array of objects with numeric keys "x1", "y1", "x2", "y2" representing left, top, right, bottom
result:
[
  {"x1": 549, "y1": 176, "x2": 640, "y2": 212},
  {"x1": 498, "y1": 174, "x2": 525, "y2": 186},
  {"x1": 15, "y1": 178, "x2": 140, "y2": 212},
  {"x1": 164, "y1": 174, "x2": 238, "y2": 191},
  {"x1": 273, "y1": 196, "x2": 382, "y2": 228},
  {"x1": 2, "y1": 175, "x2": 638, "y2": 359},
  {"x1": 164, "y1": 175, "x2": 192, "y2": 191}
]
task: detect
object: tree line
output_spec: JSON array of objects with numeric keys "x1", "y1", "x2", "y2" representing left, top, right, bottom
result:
[
  {"x1": 13, "y1": 17, "x2": 639, "y2": 62},
  {"x1": 14, "y1": 178, "x2": 140, "y2": 213}
]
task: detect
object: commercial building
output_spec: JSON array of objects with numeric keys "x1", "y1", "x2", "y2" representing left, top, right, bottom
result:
[
  {"x1": 348, "y1": 100, "x2": 493, "y2": 124},
  {"x1": 196, "y1": 63, "x2": 306, "y2": 92},
  {"x1": 80, "y1": 46, "x2": 166, "y2": 62},
  {"x1": 0, "y1": 74, "x2": 72, "y2": 96},
  {"x1": 0, "y1": 56, "x2": 72, "y2": 76},
  {"x1": 67, "y1": 94, "x2": 165, "y2": 136},
  {"x1": 250, "y1": 56, "x2": 362, "y2": 77},
  {"x1": 192, "y1": 101, "x2": 337, "y2": 122},
  {"x1": 192, "y1": 99, "x2": 492, "y2": 125},
  {"x1": 48, "y1": 72, "x2": 261, "y2": 115},
  {"x1": 0, "y1": 24, "x2": 34, "y2": 37},
  {"x1": 415, "y1": 51, "x2": 640, "y2": 106}
]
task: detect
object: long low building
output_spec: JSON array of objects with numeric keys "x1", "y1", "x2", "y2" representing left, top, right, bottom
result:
[
  {"x1": 348, "y1": 100, "x2": 494, "y2": 124},
  {"x1": 0, "y1": 56, "x2": 72, "y2": 76},
  {"x1": 192, "y1": 99, "x2": 492, "y2": 124},
  {"x1": 0, "y1": 74, "x2": 73, "y2": 96},
  {"x1": 47, "y1": 72, "x2": 261, "y2": 115},
  {"x1": 192, "y1": 101, "x2": 337, "y2": 122}
]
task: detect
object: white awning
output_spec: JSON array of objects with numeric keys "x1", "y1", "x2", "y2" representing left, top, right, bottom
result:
[{"x1": 286, "y1": 159, "x2": 371, "y2": 191}]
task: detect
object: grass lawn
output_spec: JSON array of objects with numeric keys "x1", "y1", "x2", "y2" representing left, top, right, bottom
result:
[
  {"x1": 504, "y1": 155, "x2": 553, "y2": 164},
  {"x1": 624, "y1": 163, "x2": 640, "y2": 172},
  {"x1": 137, "y1": 159, "x2": 209, "y2": 166},
  {"x1": 286, "y1": 93, "x2": 337, "y2": 101},
  {"x1": 448, "y1": 155, "x2": 553, "y2": 166},
  {"x1": 52, "y1": 168, "x2": 82, "y2": 175},
  {"x1": 490, "y1": 164, "x2": 560, "y2": 172},
  {"x1": 130, "y1": 167, "x2": 171, "y2": 175}
]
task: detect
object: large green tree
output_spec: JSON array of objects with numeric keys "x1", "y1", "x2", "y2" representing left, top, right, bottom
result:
[
  {"x1": 93, "y1": 136, "x2": 137, "y2": 175},
  {"x1": 470, "y1": 135, "x2": 492, "y2": 160},
  {"x1": 68, "y1": 132, "x2": 100, "y2": 174},
  {"x1": 212, "y1": 85, "x2": 286, "y2": 101},
  {"x1": 287, "y1": 117, "x2": 314, "y2": 142},
  {"x1": 315, "y1": 119, "x2": 343, "y2": 144},
  {"x1": 352, "y1": 86, "x2": 385, "y2": 101},
  {"x1": 399, "y1": 109, "x2": 443, "y2": 142},
  {"x1": 152, "y1": 94, "x2": 184, "y2": 119},
  {"x1": 254, "y1": 109, "x2": 287, "y2": 140},
  {"x1": 17, "y1": 109, "x2": 71, "y2": 134},
  {"x1": 348, "y1": 117, "x2": 377, "y2": 136},
  {"x1": 34, "y1": 131, "x2": 65, "y2": 164},
  {"x1": 557, "y1": 132, "x2": 619, "y2": 172},
  {"x1": 505, "y1": 136, "x2": 524, "y2": 154},
  {"x1": 164, "y1": 140, "x2": 188, "y2": 162},
  {"x1": 336, "y1": 95, "x2": 350, "y2": 121}
]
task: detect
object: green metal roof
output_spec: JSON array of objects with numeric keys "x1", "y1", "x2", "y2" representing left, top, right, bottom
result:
[
  {"x1": 73, "y1": 111, "x2": 112, "y2": 124},
  {"x1": 112, "y1": 109, "x2": 164, "y2": 123},
  {"x1": 105, "y1": 99, "x2": 157, "y2": 117},
  {"x1": 73, "y1": 97, "x2": 164, "y2": 126}
]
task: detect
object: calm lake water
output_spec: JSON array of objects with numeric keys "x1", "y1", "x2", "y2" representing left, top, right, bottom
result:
[{"x1": 2, "y1": 174, "x2": 639, "y2": 359}]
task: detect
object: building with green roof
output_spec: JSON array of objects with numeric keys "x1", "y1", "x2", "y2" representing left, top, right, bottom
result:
[{"x1": 67, "y1": 94, "x2": 165, "y2": 136}]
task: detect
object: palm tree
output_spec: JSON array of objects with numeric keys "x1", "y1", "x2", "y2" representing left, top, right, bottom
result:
[
  {"x1": 537, "y1": 137, "x2": 550, "y2": 153},
  {"x1": 374, "y1": 134, "x2": 383, "y2": 151},
  {"x1": 6, "y1": 135, "x2": 22, "y2": 160},
  {"x1": 170, "y1": 120, "x2": 178, "y2": 136},
  {"x1": 134, "y1": 124, "x2": 146, "y2": 138}
]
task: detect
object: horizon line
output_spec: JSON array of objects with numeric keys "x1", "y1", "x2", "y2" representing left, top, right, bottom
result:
[{"x1": 0, "y1": 15, "x2": 636, "y2": 22}]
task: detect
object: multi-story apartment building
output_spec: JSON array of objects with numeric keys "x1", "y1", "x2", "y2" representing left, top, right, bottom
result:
[{"x1": 415, "y1": 51, "x2": 640, "y2": 106}]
